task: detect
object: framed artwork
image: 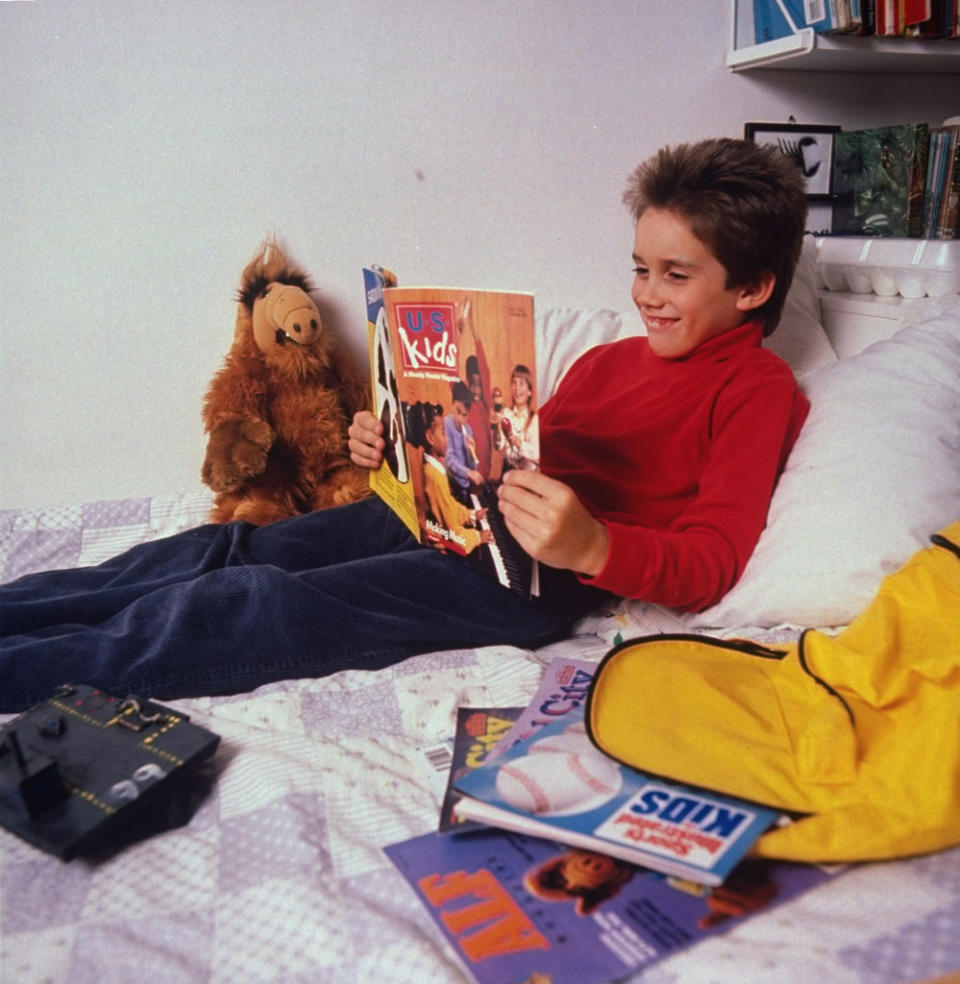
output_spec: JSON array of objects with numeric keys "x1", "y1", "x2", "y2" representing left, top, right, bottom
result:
[{"x1": 744, "y1": 122, "x2": 840, "y2": 201}]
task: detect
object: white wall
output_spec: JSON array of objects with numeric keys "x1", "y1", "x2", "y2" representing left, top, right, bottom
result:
[{"x1": 1, "y1": 0, "x2": 956, "y2": 509}]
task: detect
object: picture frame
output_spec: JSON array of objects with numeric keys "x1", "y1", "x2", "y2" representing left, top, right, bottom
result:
[{"x1": 744, "y1": 122, "x2": 840, "y2": 201}]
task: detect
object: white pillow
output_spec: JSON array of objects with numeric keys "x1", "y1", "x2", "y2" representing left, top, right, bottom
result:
[
  {"x1": 763, "y1": 236, "x2": 838, "y2": 375},
  {"x1": 536, "y1": 308, "x2": 625, "y2": 398},
  {"x1": 691, "y1": 310, "x2": 960, "y2": 629}
]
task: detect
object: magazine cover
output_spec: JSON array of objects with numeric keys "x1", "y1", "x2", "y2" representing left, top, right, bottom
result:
[
  {"x1": 453, "y1": 707, "x2": 778, "y2": 886},
  {"x1": 385, "y1": 827, "x2": 836, "y2": 984},
  {"x1": 363, "y1": 269, "x2": 538, "y2": 596},
  {"x1": 487, "y1": 656, "x2": 598, "y2": 762},
  {"x1": 440, "y1": 706, "x2": 524, "y2": 832}
]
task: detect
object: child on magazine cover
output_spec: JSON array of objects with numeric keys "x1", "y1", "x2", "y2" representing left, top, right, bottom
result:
[
  {"x1": 500, "y1": 363, "x2": 540, "y2": 472},
  {"x1": 411, "y1": 400, "x2": 493, "y2": 555},
  {"x1": 443, "y1": 380, "x2": 484, "y2": 505},
  {"x1": 0, "y1": 138, "x2": 809, "y2": 713}
]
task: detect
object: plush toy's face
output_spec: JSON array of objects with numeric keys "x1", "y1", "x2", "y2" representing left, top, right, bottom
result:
[{"x1": 252, "y1": 282, "x2": 323, "y2": 356}]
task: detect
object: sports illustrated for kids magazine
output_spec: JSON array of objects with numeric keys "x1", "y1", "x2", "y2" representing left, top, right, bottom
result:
[{"x1": 452, "y1": 706, "x2": 777, "y2": 887}]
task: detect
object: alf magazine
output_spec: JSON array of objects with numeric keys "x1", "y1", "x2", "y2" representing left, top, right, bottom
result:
[
  {"x1": 453, "y1": 707, "x2": 778, "y2": 887},
  {"x1": 363, "y1": 266, "x2": 538, "y2": 596},
  {"x1": 386, "y1": 827, "x2": 835, "y2": 984}
]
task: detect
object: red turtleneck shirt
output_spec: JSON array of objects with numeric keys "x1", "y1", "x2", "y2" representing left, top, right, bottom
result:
[{"x1": 539, "y1": 320, "x2": 809, "y2": 611}]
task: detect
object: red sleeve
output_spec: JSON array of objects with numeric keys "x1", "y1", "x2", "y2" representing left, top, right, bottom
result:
[{"x1": 584, "y1": 363, "x2": 809, "y2": 611}]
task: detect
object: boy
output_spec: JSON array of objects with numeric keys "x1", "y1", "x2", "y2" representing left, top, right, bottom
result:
[
  {"x1": 357, "y1": 138, "x2": 809, "y2": 610},
  {"x1": 0, "y1": 139, "x2": 808, "y2": 713}
]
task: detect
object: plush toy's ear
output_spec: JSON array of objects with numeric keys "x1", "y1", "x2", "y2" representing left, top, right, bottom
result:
[{"x1": 233, "y1": 239, "x2": 283, "y2": 341}]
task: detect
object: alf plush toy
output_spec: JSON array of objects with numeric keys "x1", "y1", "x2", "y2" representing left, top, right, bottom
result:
[{"x1": 201, "y1": 240, "x2": 370, "y2": 524}]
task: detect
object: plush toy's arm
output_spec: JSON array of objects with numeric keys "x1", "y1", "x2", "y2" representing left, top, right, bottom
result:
[
  {"x1": 202, "y1": 418, "x2": 274, "y2": 492},
  {"x1": 202, "y1": 347, "x2": 271, "y2": 428},
  {"x1": 201, "y1": 348, "x2": 274, "y2": 491}
]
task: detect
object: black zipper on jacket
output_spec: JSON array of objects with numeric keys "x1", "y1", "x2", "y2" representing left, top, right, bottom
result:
[
  {"x1": 931, "y1": 532, "x2": 960, "y2": 563},
  {"x1": 583, "y1": 632, "x2": 789, "y2": 749},
  {"x1": 796, "y1": 628, "x2": 855, "y2": 727}
]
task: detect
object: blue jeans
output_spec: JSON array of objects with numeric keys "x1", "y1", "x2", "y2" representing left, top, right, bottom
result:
[{"x1": 0, "y1": 497, "x2": 606, "y2": 713}]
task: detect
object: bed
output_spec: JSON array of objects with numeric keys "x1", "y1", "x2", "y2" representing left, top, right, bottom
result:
[{"x1": 3, "y1": 239, "x2": 960, "y2": 984}]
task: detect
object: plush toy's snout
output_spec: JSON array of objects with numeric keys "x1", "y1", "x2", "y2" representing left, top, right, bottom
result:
[{"x1": 253, "y1": 282, "x2": 322, "y2": 351}]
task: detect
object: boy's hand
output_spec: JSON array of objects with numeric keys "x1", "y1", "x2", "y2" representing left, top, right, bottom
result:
[
  {"x1": 348, "y1": 411, "x2": 385, "y2": 470},
  {"x1": 497, "y1": 470, "x2": 609, "y2": 577}
]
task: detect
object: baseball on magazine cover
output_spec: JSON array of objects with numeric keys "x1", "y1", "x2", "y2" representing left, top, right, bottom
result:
[{"x1": 453, "y1": 707, "x2": 778, "y2": 886}]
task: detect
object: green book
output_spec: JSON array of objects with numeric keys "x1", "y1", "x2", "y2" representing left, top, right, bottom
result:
[{"x1": 831, "y1": 123, "x2": 930, "y2": 237}]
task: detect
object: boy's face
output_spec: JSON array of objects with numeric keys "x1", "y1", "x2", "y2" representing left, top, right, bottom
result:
[{"x1": 631, "y1": 207, "x2": 772, "y2": 360}]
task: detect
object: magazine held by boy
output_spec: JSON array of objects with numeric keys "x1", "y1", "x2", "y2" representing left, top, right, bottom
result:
[{"x1": 363, "y1": 266, "x2": 539, "y2": 596}]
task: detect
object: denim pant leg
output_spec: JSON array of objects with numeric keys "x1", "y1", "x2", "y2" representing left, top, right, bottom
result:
[
  {"x1": 0, "y1": 496, "x2": 414, "y2": 633},
  {"x1": 0, "y1": 497, "x2": 603, "y2": 712}
]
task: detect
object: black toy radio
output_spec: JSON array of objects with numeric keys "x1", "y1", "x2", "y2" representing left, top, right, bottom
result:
[{"x1": 0, "y1": 684, "x2": 221, "y2": 859}]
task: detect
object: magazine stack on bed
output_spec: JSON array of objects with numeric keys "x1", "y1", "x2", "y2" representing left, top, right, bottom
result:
[{"x1": 385, "y1": 656, "x2": 839, "y2": 984}]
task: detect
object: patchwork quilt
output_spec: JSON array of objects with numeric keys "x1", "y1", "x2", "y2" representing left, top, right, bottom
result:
[{"x1": 1, "y1": 493, "x2": 959, "y2": 984}]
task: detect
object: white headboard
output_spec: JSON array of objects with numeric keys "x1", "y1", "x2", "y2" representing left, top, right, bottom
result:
[{"x1": 814, "y1": 236, "x2": 960, "y2": 358}]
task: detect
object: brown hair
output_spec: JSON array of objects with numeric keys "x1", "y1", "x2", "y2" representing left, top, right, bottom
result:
[{"x1": 623, "y1": 138, "x2": 807, "y2": 336}]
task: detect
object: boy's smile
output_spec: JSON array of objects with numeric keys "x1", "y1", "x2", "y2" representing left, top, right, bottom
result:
[{"x1": 631, "y1": 207, "x2": 772, "y2": 359}]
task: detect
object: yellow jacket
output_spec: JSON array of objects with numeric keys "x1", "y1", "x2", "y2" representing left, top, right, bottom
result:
[{"x1": 586, "y1": 522, "x2": 960, "y2": 863}]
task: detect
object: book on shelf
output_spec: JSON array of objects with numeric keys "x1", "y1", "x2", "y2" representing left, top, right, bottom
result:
[
  {"x1": 385, "y1": 826, "x2": 837, "y2": 984},
  {"x1": 888, "y1": 0, "x2": 960, "y2": 36},
  {"x1": 831, "y1": 122, "x2": 930, "y2": 238},
  {"x1": 451, "y1": 704, "x2": 779, "y2": 887},
  {"x1": 754, "y1": 0, "x2": 959, "y2": 38},
  {"x1": 903, "y1": 0, "x2": 933, "y2": 28},
  {"x1": 362, "y1": 266, "x2": 539, "y2": 597},
  {"x1": 936, "y1": 124, "x2": 960, "y2": 239},
  {"x1": 923, "y1": 126, "x2": 960, "y2": 238},
  {"x1": 752, "y1": 0, "x2": 847, "y2": 43}
]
